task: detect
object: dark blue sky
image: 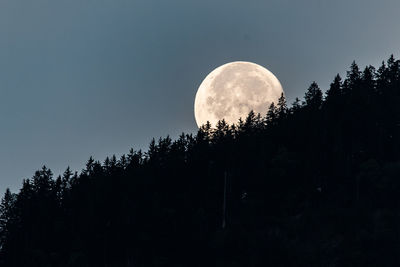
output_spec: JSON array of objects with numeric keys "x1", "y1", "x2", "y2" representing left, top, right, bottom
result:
[{"x1": 1, "y1": 0, "x2": 400, "y2": 192}]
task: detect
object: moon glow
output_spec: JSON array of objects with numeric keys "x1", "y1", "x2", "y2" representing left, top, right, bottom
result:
[{"x1": 194, "y1": 61, "x2": 284, "y2": 128}]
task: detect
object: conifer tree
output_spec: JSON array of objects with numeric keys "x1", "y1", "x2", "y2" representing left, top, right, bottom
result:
[
  {"x1": 32, "y1": 166, "x2": 54, "y2": 196},
  {"x1": 244, "y1": 110, "x2": 256, "y2": 132},
  {"x1": 290, "y1": 97, "x2": 302, "y2": 113},
  {"x1": 0, "y1": 189, "x2": 15, "y2": 244},
  {"x1": 266, "y1": 102, "x2": 277, "y2": 124},
  {"x1": 387, "y1": 54, "x2": 399, "y2": 84},
  {"x1": 304, "y1": 82, "x2": 323, "y2": 109},
  {"x1": 276, "y1": 93, "x2": 287, "y2": 119},
  {"x1": 62, "y1": 167, "x2": 72, "y2": 189},
  {"x1": 346, "y1": 61, "x2": 361, "y2": 89},
  {"x1": 213, "y1": 119, "x2": 230, "y2": 143},
  {"x1": 84, "y1": 156, "x2": 95, "y2": 176},
  {"x1": 325, "y1": 74, "x2": 342, "y2": 102}
]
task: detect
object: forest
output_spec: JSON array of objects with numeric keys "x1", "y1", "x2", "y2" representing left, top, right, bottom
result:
[{"x1": 1, "y1": 56, "x2": 400, "y2": 266}]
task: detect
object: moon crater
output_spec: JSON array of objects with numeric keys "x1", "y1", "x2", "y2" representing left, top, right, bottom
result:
[{"x1": 194, "y1": 61, "x2": 284, "y2": 127}]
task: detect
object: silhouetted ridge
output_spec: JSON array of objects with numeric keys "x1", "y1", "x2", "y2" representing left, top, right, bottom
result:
[{"x1": 1, "y1": 55, "x2": 400, "y2": 266}]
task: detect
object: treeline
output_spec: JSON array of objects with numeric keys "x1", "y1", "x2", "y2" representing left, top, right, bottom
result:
[{"x1": 1, "y1": 56, "x2": 400, "y2": 266}]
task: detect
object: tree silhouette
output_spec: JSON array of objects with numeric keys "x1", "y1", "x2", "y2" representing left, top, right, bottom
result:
[
  {"x1": 325, "y1": 74, "x2": 342, "y2": 102},
  {"x1": 304, "y1": 81, "x2": 323, "y2": 109},
  {"x1": 1, "y1": 55, "x2": 400, "y2": 266},
  {"x1": 0, "y1": 189, "x2": 15, "y2": 246},
  {"x1": 266, "y1": 102, "x2": 277, "y2": 125},
  {"x1": 276, "y1": 92, "x2": 287, "y2": 119}
]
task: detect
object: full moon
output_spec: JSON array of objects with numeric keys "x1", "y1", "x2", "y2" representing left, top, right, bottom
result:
[{"x1": 194, "y1": 61, "x2": 284, "y2": 128}]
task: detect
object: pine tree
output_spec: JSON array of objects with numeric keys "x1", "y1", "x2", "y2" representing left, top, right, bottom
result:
[
  {"x1": 376, "y1": 61, "x2": 387, "y2": 86},
  {"x1": 346, "y1": 61, "x2": 361, "y2": 89},
  {"x1": 197, "y1": 121, "x2": 212, "y2": 144},
  {"x1": 325, "y1": 74, "x2": 342, "y2": 102},
  {"x1": 32, "y1": 166, "x2": 54, "y2": 196},
  {"x1": 266, "y1": 102, "x2": 277, "y2": 124},
  {"x1": 291, "y1": 97, "x2": 302, "y2": 113},
  {"x1": 54, "y1": 175, "x2": 63, "y2": 204},
  {"x1": 118, "y1": 154, "x2": 128, "y2": 169},
  {"x1": 84, "y1": 156, "x2": 95, "y2": 176},
  {"x1": 103, "y1": 157, "x2": 111, "y2": 171},
  {"x1": 387, "y1": 54, "x2": 400, "y2": 84},
  {"x1": 304, "y1": 82, "x2": 323, "y2": 109},
  {"x1": 213, "y1": 119, "x2": 230, "y2": 143},
  {"x1": 244, "y1": 110, "x2": 256, "y2": 131},
  {"x1": 276, "y1": 93, "x2": 287, "y2": 119},
  {"x1": 62, "y1": 167, "x2": 72, "y2": 189},
  {"x1": 127, "y1": 149, "x2": 143, "y2": 168},
  {"x1": 361, "y1": 66, "x2": 376, "y2": 103},
  {"x1": 0, "y1": 189, "x2": 15, "y2": 244},
  {"x1": 254, "y1": 112, "x2": 264, "y2": 130}
]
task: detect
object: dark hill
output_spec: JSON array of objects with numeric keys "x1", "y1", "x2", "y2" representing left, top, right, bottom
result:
[{"x1": 1, "y1": 56, "x2": 400, "y2": 266}]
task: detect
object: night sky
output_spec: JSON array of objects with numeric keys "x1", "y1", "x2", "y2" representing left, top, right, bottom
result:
[{"x1": 1, "y1": 0, "x2": 400, "y2": 191}]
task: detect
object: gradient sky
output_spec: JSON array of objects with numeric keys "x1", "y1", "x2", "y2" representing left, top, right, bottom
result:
[{"x1": 1, "y1": 0, "x2": 400, "y2": 192}]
